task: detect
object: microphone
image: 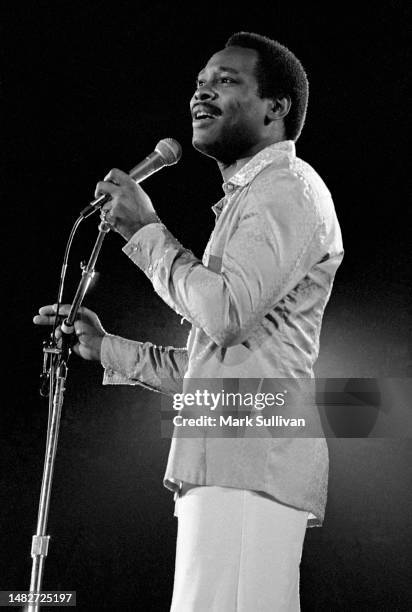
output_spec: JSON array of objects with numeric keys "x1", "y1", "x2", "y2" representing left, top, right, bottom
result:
[{"x1": 80, "y1": 138, "x2": 182, "y2": 218}]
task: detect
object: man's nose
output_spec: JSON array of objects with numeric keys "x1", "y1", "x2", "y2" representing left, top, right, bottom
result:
[{"x1": 194, "y1": 85, "x2": 217, "y2": 101}]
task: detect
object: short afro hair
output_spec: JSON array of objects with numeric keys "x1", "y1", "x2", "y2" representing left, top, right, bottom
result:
[{"x1": 225, "y1": 32, "x2": 309, "y2": 141}]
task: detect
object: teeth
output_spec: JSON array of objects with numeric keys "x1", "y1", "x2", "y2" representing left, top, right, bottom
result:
[{"x1": 194, "y1": 109, "x2": 216, "y2": 120}]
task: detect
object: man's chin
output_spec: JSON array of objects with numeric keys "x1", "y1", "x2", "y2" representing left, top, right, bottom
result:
[{"x1": 192, "y1": 135, "x2": 218, "y2": 159}]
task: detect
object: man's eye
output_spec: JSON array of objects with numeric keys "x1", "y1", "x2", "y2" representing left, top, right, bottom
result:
[
  {"x1": 196, "y1": 80, "x2": 205, "y2": 87},
  {"x1": 221, "y1": 77, "x2": 234, "y2": 83}
]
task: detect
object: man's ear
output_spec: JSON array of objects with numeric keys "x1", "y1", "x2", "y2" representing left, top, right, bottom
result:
[{"x1": 266, "y1": 95, "x2": 291, "y2": 122}]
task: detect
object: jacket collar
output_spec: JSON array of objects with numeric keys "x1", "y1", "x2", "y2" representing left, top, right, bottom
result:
[
  {"x1": 224, "y1": 139, "x2": 296, "y2": 190},
  {"x1": 212, "y1": 140, "x2": 296, "y2": 217}
]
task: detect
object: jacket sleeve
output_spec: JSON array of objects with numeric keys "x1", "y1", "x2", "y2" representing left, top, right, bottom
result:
[
  {"x1": 101, "y1": 334, "x2": 188, "y2": 396},
  {"x1": 122, "y1": 169, "x2": 326, "y2": 347}
]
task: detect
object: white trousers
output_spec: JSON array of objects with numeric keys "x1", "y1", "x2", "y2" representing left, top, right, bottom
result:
[{"x1": 170, "y1": 485, "x2": 308, "y2": 612}]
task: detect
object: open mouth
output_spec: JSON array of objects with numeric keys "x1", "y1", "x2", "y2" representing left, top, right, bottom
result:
[{"x1": 192, "y1": 104, "x2": 221, "y2": 123}]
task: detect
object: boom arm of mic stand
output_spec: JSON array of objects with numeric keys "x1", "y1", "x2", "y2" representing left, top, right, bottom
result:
[
  {"x1": 28, "y1": 216, "x2": 112, "y2": 610},
  {"x1": 60, "y1": 216, "x2": 112, "y2": 358}
]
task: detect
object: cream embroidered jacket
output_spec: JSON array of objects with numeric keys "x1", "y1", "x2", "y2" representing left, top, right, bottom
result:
[{"x1": 101, "y1": 140, "x2": 344, "y2": 526}]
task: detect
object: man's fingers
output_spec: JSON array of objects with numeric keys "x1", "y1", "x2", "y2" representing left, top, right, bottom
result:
[
  {"x1": 33, "y1": 304, "x2": 86, "y2": 325},
  {"x1": 94, "y1": 180, "x2": 119, "y2": 200},
  {"x1": 37, "y1": 304, "x2": 71, "y2": 316},
  {"x1": 71, "y1": 343, "x2": 81, "y2": 357},
  {"x1": 37, "y1": 305, "x2": 56, "y2": 316},
  {"x1": 104, "y1": 168, "x2": 129, "y2": 185},
  {"x1": 33, "y1": 314, "x2": 54, "y2": 325}
]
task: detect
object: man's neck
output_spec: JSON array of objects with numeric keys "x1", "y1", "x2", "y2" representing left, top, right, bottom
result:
[{"x1": 217, "y1": 137, "x2": 285, "y2": 183}]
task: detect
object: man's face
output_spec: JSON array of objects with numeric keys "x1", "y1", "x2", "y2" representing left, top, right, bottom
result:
[{"x1": 190, "y1": 46, "x2": 269, "y2": 163}]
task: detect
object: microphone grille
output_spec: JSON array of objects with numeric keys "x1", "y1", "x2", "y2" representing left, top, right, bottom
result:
[{"x1": 155, "y1": 138, "x2": 182, "y2": 165}]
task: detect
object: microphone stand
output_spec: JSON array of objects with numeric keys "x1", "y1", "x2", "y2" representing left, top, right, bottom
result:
[{"x1": 28, "y1": 214, "x2": 112, "y2": 611}]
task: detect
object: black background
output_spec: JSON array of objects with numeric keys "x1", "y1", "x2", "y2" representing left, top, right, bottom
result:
[{"x1": 1, "y1": 2, "x2": 411, "y2": 610}]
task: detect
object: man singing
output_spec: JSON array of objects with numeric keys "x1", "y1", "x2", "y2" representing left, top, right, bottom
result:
[{"x1": 35, "y1": 32, "x2": 343, "y2": 611}]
